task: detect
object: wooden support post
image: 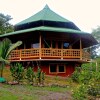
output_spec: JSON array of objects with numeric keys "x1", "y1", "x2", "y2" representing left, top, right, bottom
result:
[
  {"x1": 80, "y1": 38, "x2": 82, "y2": 60},
  {"x1": 20, "y1": 50, "x2": 21, "y2": 60},
  {"x1": 61, "y1": 41, "x2": 63, "y2": 59},
  {"x1": 39, "y1": 33, "x2": 41, "y2": 59},
  {"x1": 61, "y1": 49, "x2": 63, "y2": 59},
  {"x1": 24, "y1": 43, "x2": 26, "y2": 49}
]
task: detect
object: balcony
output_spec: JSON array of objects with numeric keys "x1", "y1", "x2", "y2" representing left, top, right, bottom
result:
[{"x1": 8, "y1": 48, "x2": 91, "y2": 62}]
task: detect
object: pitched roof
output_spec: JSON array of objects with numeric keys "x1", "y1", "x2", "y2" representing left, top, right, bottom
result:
[
  {"x1": 0, "y1": 5, "x2": 98, "y2": 47},
  {"x1": 0, "y1": 26, "x2": 87, "y2": 37},
  {"x1": 16, "y1": 5, "x2": 70, "y2": 26},
  {"x1": 0, "y1": 26, "x2": 97, "y2": 47}
]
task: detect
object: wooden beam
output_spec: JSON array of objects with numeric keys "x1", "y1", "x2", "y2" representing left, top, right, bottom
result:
[
  {"x1": 20, "y1": 50, "x2": 21, "y2": 60},
  {"x1": 24, "y1": 43, "x2": 26, "y2": 49},
  {"x1": 80, "y1": 38, "x2": 82, "y2": 60},
  {"x1": 39, "y1": 32, "x2": 41, "y2": 59}
]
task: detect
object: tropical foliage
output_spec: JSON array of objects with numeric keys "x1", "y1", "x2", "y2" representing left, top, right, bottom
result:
[
  {"x1": 10, "y1": 63, "x2": 45, "y2": 85},
  {"x1": 0, "y1": 38, "x2": 22, "y2": 77},
  {"x1": 26, "y1": 67, "x2": 35, "y2": 84},
  {"x1": 10, "y1": 63, "x2": 24, "y2": 83},
  {"x1": 91, "y1": 26, "x2": 100, "y2": 58},
  {"x1": 92, "y1": 26, "x2": 100, "y2": 43},
  {"x1": 0, "y1": 13, "x2": 14, "y2": 34},
  {"x1": 72, "y1": 61, "x2": 100, "y2": 100}
]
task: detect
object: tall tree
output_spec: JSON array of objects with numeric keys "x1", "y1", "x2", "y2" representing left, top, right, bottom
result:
[
  {"x1": 91, "y1": 26, "x2": 100, "y2": 58},
  {"x1": 92, "y1": 26, "x2": 100, "y2": 43},
  {"x1": 0, "y1": 38, "x2": 22, "y2": 77},
  {"x1": 0, "y1": 13, "x2": 14, "y2": 34}
]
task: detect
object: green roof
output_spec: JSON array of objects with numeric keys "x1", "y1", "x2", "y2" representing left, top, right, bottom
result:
[
  {"x1": 0, "y1": 26, "x2": 97, "y2": 47},
  {"x1": 16, "y1": 5, "x2": 70, "y2": 26},
  {"x1": 0, "y1": 26, "x2": 87, "y2": 37},
  {"x1": 0, "y1": 5, "x2": 98, "y2": 47}
]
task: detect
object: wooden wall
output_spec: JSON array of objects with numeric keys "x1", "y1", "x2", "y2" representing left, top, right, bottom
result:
[{"x1": 33, "y1": 62, "x2": 76, "y2": 77}]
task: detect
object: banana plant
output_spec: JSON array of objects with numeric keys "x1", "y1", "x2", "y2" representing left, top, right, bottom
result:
[{"x1": 0, "y1": 38, "x2": 22, "y2": 77}]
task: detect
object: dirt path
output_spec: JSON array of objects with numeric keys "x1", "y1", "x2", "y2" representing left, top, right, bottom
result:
[
  {"x1": 39, "y1": 91, "x2": 72, "y2": 100},
  {"x1": 0, "y1": 84, "x2": 72, "y2": 100}
]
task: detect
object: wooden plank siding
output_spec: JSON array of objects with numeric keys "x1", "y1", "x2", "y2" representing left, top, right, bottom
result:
[{"x1": 8, "y1": 48, "x2": 91, "y2": 62}]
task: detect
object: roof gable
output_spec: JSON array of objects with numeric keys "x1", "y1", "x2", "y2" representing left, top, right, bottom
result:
[
  {"x1": 16, "y1": 5, "x2": 70, "y2": 26},
  {"x1": 0, "y1": 5, "x2": 98, "y2": 47}
]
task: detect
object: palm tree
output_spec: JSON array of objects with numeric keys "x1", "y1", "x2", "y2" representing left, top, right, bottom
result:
[{"x1": 0, "y1": 38, "x2": 22, "y2": 77}]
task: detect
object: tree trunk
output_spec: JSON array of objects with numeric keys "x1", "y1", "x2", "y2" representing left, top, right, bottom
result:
[{"x1": 0, "y1": 62, "x2": 4, "y2": 77}]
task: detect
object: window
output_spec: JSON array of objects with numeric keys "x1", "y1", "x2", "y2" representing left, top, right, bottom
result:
[
  {"x1": 49, "y1": 64, "x2": 65, "y2": 73},
  {"x1": 63, "y1": 42, "x2": 69, "y2": 49},
  {"x1": 31, "y1": 43, "x2": 39, "y2": 48},
  {"x1": 50, "y1": 64, "x2": 57, "y2": 72},
  {"x1": 58, "y1": 65, "x2": 65, "y2": 72}
]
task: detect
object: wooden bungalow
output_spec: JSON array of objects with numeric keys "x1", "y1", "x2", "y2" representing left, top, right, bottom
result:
[{"x1": 0, "y1": 5, "x2": 98, "y2": 77}]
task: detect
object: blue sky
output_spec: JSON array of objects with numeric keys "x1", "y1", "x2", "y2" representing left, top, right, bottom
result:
[{"x1": 0, "y1": 0, "x2": 100, "y2": 32}]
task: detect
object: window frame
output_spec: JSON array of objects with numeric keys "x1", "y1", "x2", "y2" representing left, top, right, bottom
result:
[
  {"x1": 49, "y1": 64, "x2": 66, "y2": 74},
  {"x1": 57, "y1": 64, "x2": 66, "y2": 73},
  {"x1": 49, "y1": 64, "x2": 57, "y2": 74}
]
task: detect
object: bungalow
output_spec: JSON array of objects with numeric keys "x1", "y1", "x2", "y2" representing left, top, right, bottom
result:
[{"x1": 0, "y1": 5, "x2": 98, "y2": 77}]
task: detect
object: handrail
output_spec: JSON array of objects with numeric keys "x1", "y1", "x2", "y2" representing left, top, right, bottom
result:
[{"x1": 8, "y1": 48, "x2": 90, "y2": 61}]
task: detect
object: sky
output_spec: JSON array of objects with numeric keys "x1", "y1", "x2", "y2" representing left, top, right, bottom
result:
[{"x1": 0, "y1": 0, "x2": 100, "y2": 33}]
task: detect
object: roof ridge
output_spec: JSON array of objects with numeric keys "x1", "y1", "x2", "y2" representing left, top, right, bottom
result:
[
  {"x1": 41, "y1": 5, "x2": 51, "y2": 20},
  {"x1": 16, "y1": 5, "x2": 71, "y2": 26}
]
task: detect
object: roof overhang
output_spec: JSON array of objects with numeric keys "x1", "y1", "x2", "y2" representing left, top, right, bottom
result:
[
  {"x1": 0, "y1": 26, "x2": 98, "y2": 48},
  {"x1": 0, "y1": 26, "x2": 90, "y2": 37}
]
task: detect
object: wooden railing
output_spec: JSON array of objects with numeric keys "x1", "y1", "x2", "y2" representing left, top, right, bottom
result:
[
  {"x1": 82, "y1": 50, "x2": 91, "y2": 61},
  {"x1": 8, "y1": 48, "x2": 90, "y2": 61}
]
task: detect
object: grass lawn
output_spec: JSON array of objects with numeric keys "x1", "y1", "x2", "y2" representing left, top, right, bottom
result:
[
  {"x1": 0, "y1": 67, "x2": 72, "y2": 100},
  {"x1": 0, "y1": 84, "x2": 72, "y2": 100}
]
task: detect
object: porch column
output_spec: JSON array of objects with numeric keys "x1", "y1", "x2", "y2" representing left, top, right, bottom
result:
[
  {"x1": 61, "y1": 41, "x2": 63, "y2": 59},
  {"x1": 24, "y1": 43, "x2": 26, "y2": 49},
  {"x1": 80, "y1": 38, "x2": 82, "y2": 60},
  {"x1": 39, "y1": 32, "x2": 41, "y2": 59}
]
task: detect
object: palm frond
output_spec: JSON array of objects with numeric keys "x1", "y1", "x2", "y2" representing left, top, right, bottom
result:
[
  {"x1": 6, "y1": 41, "x2": 22, "y2": 58},
  {"x1": 0, "y1": 57, "x2": 10, "y2": 64},
  {"x1": 2, "y1": 38, "x2": 11, "y2": 58}
]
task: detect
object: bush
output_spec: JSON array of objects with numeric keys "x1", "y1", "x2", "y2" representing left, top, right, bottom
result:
[
  {"x1": 10, "y1": 63, "x2": 24, "y2": 82},
  {"x1": 26, "y1": 67, "x2": 36, "y2": 84},
  {"x1": 10, "y1": 63, "x2": 45, "y2": 85},
  {"x1": 72, "y1": 63, "x2": 100, "y2": 99},
  {"x1": 36, "y1": 67, "x2": 45, "y2": 85},
  {"x1": 71, "y1": 67, "x2": 81, "y2": 83},
  {"x1": 72, "y1": 84, "x2": 88, "y2": 100},
  {"x1": 88, "y1": 80, "x2": 100, "y2": 98}
]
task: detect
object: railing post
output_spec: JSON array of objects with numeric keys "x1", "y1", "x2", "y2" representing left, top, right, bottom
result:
[
  {"x1": 20, "y1": 50, "x2": 21, "y2": 60},
  {"x1": 39, "y1": 49, "x2": 41, "y2": 59},
  {"x1": 80, "y1": 38, "x2": 82, "y2": 60},
  {"x1": 80, "y1": 49, "x2": 82, "y2": 60},
  {"x1": 61, "y1": 49, "x2": 63, "y2": 59},
  {"x1": 39, "y1": 32, "x2": 41, "y2": 59}
]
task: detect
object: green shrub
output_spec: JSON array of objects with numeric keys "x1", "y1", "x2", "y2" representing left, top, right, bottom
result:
[
  {"x1": 10, "y1": 63, "x2": 24, "y2": 82},
  {"x1": 26, "y1": 67, "x2": 36, "y2": 84},
  {"x1": 41, "y1": 71, "x2": 45, "y2": 85},
  {"x1": 71, "y1": 67, "x2": 81, "y2": 83},
  {"x1": 10, "y1": 63, "x2": 45, "y2": 85},
  {"x1": 36, "y1": 67, "x2": 45, "y2": 85},
  {"x1": 88, "y1": 80, "x2": 100, "y2": 97},
  {"x1": 36, "y1": 67, "x2": 41, "y2": 84},
  {"x1": 72, "y1": 84, "x2": 88, "y2": 100},
  {"x1": 72, "y1": 62, "x2": 100, "y2": 99}
]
